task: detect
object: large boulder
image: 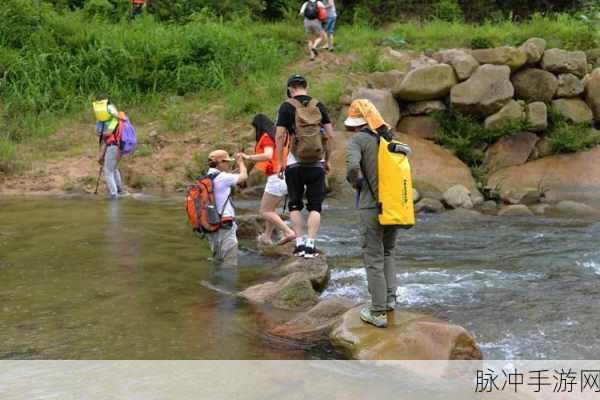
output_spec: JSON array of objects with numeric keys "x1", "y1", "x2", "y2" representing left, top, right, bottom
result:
[
  {"x1": 519, "y1": 37, "x2": 546, "y2": 64},
  {"x1": 397, "y1": 116, "x2": 440, "y2": 140},
  {"x1": 526, "y1": 102, "x2": 548, "y2": 132},
  {"x1": 442, "y1": 184, "x2": 473, "y2": 209},
  {"x1": 432, "y1": 49, "x2": 479, "y2": 81},
  {"x1": 450, "y1": 64, "x2": 514, "y2": 117},
  {"x1": 587, "y1": 48, "x2": 600, "y2": 69},
  {"x1": 555, "y1": 200, "x2": 600, "y2": 217},
  {"x1": 352, "y1": 88, "x2": 401, "y2": 128},
  {"x1": 511, "y1": 68, "x2": 558, "y2": 103},
  {"x1": 484, "y1": 100, "x2": 525, "y2": 131},
  {"x1": 239, "y1": 272, "x2": 319, "y2": 311},
  {"x1": 398, "y1": 133, "x2": 479, "y2": 193},
  {"x1": 270, "y1": 298, "x2": 355, "y2": 342},
  {"x1": 366, "y1": 70, "x2": 405, "y2": 95},
  {"x1": 470, "y1": 47, "x2": 527, "y2": 70},
  {"x1": 415, "y1": 197, "x2": 445, "y2": 213},
  {"x1": 551, "y1": 98, "x2": 594, "y2": 124},
  {"x1": 270, "y1": 256, "x2": 329, "y2": 292},
  {"x1": 482, "y1": 132, "x2": 539, "y2": 175},
  {"x1": 584, "y1": 68, "x2": 600, "y2": 120},
  {"x1": 381, "y1": 48, "x2": 419, "y2": 73},
  {"x1": 556, "y1": 73, "x2": 584, "y2": 98},
  {"x1": 541, "y1": 48, "x2": 588, "y2": 77},
  {"x1": 330, "y1": 306, "x2": 482, "y2": 360},
  {"x1": 405, "y1": 100, "x2": 447, "y2": 115},
  {"x1": 497, "y1": 205, "x2": 534, "y2": 217},
  {"x1": 486, "y1": 147, "x2": 600, "y2": 206},
  {"x1": 395, "y1": 64, "x2": 457, "y2": 101}
]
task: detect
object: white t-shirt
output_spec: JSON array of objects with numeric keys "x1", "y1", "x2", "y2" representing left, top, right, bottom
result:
[
  {"x1": 207, "y1": 168, "x2": 239, "y2": 219},
  {"x1": 300, "y1": 1, "x2": 325, "y2": 16}
]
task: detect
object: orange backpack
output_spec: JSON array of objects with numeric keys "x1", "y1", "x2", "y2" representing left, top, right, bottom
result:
[{"x1": 186, "y1": 173, "x2": 229, "y2": 233}]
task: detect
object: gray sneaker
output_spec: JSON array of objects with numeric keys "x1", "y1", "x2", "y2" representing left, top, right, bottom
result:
[{"x1": 359, "y1": 307, "x2": 388, "y2": 328}]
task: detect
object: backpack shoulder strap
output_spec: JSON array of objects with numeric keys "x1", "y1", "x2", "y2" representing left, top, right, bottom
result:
[
  {"x1": 286, "y1": 98, "x2": 303, "y2": 109},
  {"x1": 307, "y1": 98, "x2": 319, "y2": 108}
]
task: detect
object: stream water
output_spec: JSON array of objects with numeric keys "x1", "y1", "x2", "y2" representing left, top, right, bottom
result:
[{"x1": 1, "y1": 196, "x2": 599, "y2": 360}]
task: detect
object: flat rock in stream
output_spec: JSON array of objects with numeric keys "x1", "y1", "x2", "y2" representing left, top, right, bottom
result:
[
  {"x1": 270, "y1": 256, "x2": 330, "y2": 292},
  {"x1": 330, "y1": 306, "x2": 482, "y2": 363},
  {"x1": 270, "y1": 298, "x2": 355, "y2": 342},
  {"x1": 239, "y1": 272, "x2": 319, "y2": 311}
]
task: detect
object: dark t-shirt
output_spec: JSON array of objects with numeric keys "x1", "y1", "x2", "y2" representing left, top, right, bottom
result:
[{"x1": 276, "y1": 95, "x2": 331, "y2": 134}]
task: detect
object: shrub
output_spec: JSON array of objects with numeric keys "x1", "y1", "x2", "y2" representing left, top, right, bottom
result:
[
  {"x1": 83, "y1": 0, "x2": 114, "y2": 19},
  {"x1": 433, "y1": 0, "x2": 464, "y2": 22},
  {"x1": 433, "y1": 111, "x2": 527, "y2": 166},
  {"x1": 548, "y1": 122, "x2": 600, "y2": 153}
]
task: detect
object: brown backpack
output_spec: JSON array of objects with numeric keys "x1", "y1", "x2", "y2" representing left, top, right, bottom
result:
[{"x1": 286, "y1": 98, "x2": 324, "y2": 163}]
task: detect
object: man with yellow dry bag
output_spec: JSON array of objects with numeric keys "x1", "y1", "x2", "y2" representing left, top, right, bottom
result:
[{"x1": 345, "y1": 99, "x2": 414, "y2": 328}]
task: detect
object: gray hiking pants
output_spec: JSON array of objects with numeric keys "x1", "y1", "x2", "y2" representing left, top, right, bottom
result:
[
  {"x1": 104, "y1": 145, "x2": 123, "y2": 197},
  {"x1": 360, "y1": 208, "x2": 399, "y2": 313},
  {"x1": 207, "y1": 223, "x2": 238, "y2": 266}
]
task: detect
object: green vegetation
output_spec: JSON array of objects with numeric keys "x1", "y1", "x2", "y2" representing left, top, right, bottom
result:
[
  {"x1": 547, "y1": 112, "x2": 600, "y2": 154},
  {"x1": 433, "y1": 111, "x2": 528, "y2": 166}
]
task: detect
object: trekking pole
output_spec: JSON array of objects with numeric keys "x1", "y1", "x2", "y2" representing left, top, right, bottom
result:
[{"x1": 93, "y1": 165, "x2": 102, "y2": 195}]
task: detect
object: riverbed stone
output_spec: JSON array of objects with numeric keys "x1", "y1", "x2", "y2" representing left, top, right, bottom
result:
[
  {"x1": 526, "y1": 102, "x2": 548, "y2": 132},
  {"x1": 532, "y1": 137, "x2": 552, "y2": 159},
  {"x1": 484, "y1": 100, "x2": 526, "y2": 131},
  {"x1": 396, "y1": 64, "x2": 457, "y2": 101},
  {"x1": 270, "y1": 256, "x2": 330, "y2": 292},
  {"x1": 497, "y1": 205, "x2": 534, "y2": 217},
  {"x1": 405, "y1": 100, "x2": 447, "y2": 115},
  {"x1": 512, "y1": 68, "x2": 558, "y2": 103},
  {"x1": 556, "y1": 73, "x2": 584, "y2": 98},
  {"x1": 398, "y1": 133, "x2": 479, "y2": 194},
  {"x1": 530, "y1": 203, "x2": 551, "y2": 215},
  {"x1": 432, "y1": 49, "x2": 479, "y2": 81},
  {"x1": 415, "y1": 198, "x2": 445, "y2": 213},
  {"x1": 479, "y1": 200, "x2": 498, "y2": 212},
  {"x1": 519, "y1": 37, "x2": 546, "y2": 64},
  {"x1": 498, "y1": 187, "x2": 542, "y2": 205},
  {"x1": 397, "y1": 116, "x2": 440, "y2": 140},
  {"x1": 442, "y1": 184, "x2": 473, "y2": 209},
  {"x1": 551, "y1": 98, "x2": 594, "y2": 124},
  {"x1": 270, "y1": 298, "x2": 355, "y2": 342},
  {"x1": 366, "y1": 70, "x2": 405, "y2": 95},
  {"x1": 239, "y1": 272, "x2": 319, "y2": 311},
  {"x1": 412, "y1": 188, "x2": 421, "y2": 203},
  {"x1": 450, "y1": 64, "x2": 514, "y2": 117},
  {"x1": 257, "y1": 241, "x2": 296, "y2": 258},
  {"x1": 471, "y1": 46, "x2": 528, "y2": 70},
  {"x1": 482, "y1": 132, "x2": 539, "y2": 175},
  {"x1": 541, "y1": 48, "x2": 588, "y2": 77},
  {"x1": 330, "y1": 306, "x2": 483, "y2": 361},
  {"x1": 486, "y1": 147, "x2": 600, "y2": 205},
  {"x1": 413, "y1": 182, "x2": 443, "y2": 201},
  {"x1": 352, "y1": 87, "x2": 400, "y2": 128},
  {"x1": 236, "y1": 214, "x2": 263, "y2": 239},
  {"x1": 584, "y1": 68, "x2": 600, "y2": 120},
  {"x1": 555, "y1": 200, "x2": 600, "y2": 216}
]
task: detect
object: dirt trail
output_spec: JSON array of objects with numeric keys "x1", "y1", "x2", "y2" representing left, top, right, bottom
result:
[{"x1": 0, "y1": 52, "x2": 363, "y2": 197}]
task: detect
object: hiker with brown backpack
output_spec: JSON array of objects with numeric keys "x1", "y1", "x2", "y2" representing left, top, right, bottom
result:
[{"x1": 275, "y1": 74, "x2": 334, "y2": 258}]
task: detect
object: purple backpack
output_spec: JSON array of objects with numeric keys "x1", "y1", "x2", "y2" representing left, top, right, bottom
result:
[{"x1": 118, "y1": 119, "x2": 138, "y2": 155}]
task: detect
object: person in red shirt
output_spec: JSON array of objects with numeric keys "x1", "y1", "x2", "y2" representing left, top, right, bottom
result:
[
  {"x1": 129, "y1": 0, "x2": 145, "y2": 21},
  {"x1": 238, "y1": 114, "x2": 296, "y2": 245}
]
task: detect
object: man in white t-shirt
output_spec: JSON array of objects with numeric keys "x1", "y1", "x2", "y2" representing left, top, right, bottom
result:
[{"x1": 205, "y1": 149, "x2": 248, "y2": 265}]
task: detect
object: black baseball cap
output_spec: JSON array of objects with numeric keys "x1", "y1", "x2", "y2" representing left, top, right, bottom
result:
[{"x1": 287, "y1": 74, "x2": 307, "y2": 88}]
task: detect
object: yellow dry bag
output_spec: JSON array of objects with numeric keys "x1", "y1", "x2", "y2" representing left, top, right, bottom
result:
[
  {"x1": 93, "y1": 99, "x2": 111, "y2": 122},
  {"x1": 377, "y1": 136, "x2": 415, "y2": 228}
]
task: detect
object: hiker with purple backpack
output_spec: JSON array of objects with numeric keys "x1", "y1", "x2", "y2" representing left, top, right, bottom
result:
[{"x1": 93, "y1": 93, "x2": 137, "y2": 199}]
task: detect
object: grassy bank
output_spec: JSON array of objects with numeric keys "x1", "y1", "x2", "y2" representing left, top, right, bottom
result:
[{"x1": 0, "y1": 1, "x2": 598, "y2": 175}]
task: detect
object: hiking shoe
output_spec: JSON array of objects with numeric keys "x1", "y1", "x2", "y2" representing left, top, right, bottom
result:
[
  {"x1": 303, "y1": 246, "x2": 319, "y2": 259},
  {"x1": 359, "y1": 308, "x2": 388, "y2": 328},
  {"x1": 293, "y1": 245, "x2": 306, "y2": 257},
  {"x1": 328, "y1": 47, "x2": 334, "y2": 52}
]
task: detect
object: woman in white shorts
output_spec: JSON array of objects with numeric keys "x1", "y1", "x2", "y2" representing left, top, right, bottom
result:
[{"x1": 238, "y1": 114, "x2": 296, "y2": 245}]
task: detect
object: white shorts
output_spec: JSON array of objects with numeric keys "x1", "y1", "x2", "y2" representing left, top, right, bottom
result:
[{"x1": 264, "y1": 174, "x2": 288, "y2": 197}]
